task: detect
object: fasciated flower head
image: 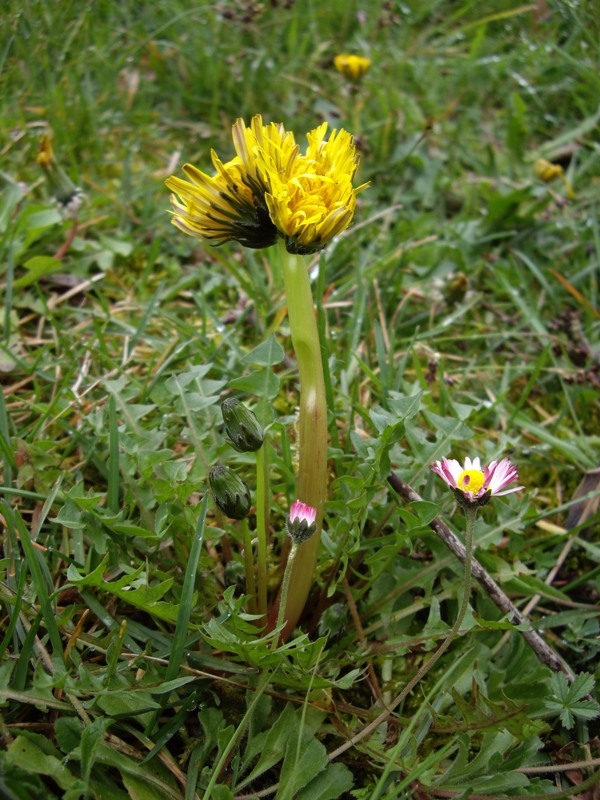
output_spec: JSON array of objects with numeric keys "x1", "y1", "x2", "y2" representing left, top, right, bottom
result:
[
  {"x1": 286, "y1": 500, "x2": 318, "y2": 543},
  {"x1": 264, "y1": 122, "x2": 368, "y2": 255},
  {"x1": 165, "y1": 152, "x2": 278, "y2": 249},
  {"x1": 334, "y1": 54, "x2": 372, "y2": 81},
  {"x1": 431, "y1": 456, "x2": 523, "y2": 509},
  {"x1": 166, "y1": 115, "x2": 367, "y2": 255}
]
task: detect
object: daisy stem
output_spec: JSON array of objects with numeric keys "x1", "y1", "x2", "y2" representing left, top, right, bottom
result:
[
  {"x1": 241, "y1": 517, "x2": 257, "y2": 616},
  {"x1": 278, "y1": 242, "x2": 328, "y2": 636},
  {"x1": 387, "y1": 504, "x2": 476, "y2": 702},
  {"x1": 272, "y1": 540, "x2": 299, "y2": 650},
  {"x1": 327, "y1": 506, "x2": 477, "y2": 761},
  {"x1": 255, "y1": 444, "x2": 268, "y2": 620}
]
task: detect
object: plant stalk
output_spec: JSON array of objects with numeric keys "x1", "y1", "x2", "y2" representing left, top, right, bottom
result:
[
  {"x1": 272, "y1": 540, "x2": 299, "y2": 649},
  {"x1": 241, "y1": 518, "x2": 257, "y2": 615},
  {"x1": 255, "y1": 445, "x2": 269, "y2": 619},
  {"x1": 277, "y1": 244, "x2": 328, "y2": 636}
]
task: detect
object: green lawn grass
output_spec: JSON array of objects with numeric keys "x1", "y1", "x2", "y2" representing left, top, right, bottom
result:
[{"x1": 1, "y1": 1, "x2": 599, "y2": 798}]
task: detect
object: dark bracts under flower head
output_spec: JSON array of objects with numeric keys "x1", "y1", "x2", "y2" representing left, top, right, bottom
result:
[
  {"x1": 166, "y1": 157, "x2": 278, "y2": 249},
  {"x1": 209, "y1": 465, "x2": 251, "y2": 520}
]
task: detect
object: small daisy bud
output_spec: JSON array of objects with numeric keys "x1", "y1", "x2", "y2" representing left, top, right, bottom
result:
[
  {"x1": 286, "y1": 500, "x2": 318, "y2": 544},
  {"x1": 221, "y1": 398, "x2": 264, "y2": 453},
  {"x1": 209, "y1": 465, "x2": 251, "y2": 520}
]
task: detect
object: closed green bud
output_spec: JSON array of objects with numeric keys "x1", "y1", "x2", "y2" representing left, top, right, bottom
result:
[
  {"x1": 221, "y1": 398, "x2": 264, "y2": 453},
  {"x1": 209, "y1": 465, "x2": 251, "y2": 520}
]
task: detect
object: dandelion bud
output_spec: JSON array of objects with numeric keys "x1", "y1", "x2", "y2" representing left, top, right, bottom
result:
[
  {"x1": 533, "y1": 158, "x2": 575, "y2": 199},
  {"x1": 221, "y1": 398, "x2": 264, "y2": 452},
  {"x1": 286, "y1": 500, "x2": 318, "y2": 544},
  {"x1": 533, "y1": 158, "x2": 563, "y2": 182},
  {"x1": 37, "y1": 134, "x2": 85, "y2": 219},
  {"x1": 209, "y1": 465, "x2": 251, "y2": 520}
]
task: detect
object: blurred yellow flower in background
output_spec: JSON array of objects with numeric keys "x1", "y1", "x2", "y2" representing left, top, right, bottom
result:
[
  {"x1": 166, "y1": 115, "x2": 367, "y2": 254},
  {"x1": 533, "y1": 158, "x2": 575, "y2": 199},
  {"x1": 334, "y1": 53, "x2": 372, "y2": 81},
  {"x1": 37, "y1": 134, "x2": 85, "y2": 219}
]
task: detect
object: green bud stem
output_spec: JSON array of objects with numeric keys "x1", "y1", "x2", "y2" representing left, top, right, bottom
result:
[
  {"x1": 278, "y1": 243, "x2": 328, "y2": 637},
  {"x1": 255, "y1": 444, "x2": 269, "y2": 619},
  {"x1": 241, "y1": 518, "x2": 258, "y2": 616}
]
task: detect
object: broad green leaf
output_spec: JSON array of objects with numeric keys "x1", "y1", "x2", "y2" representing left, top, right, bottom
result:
[
  {"x1": 295, "y1": 762, "x2": 354, "y2": 800},
  {"x1": 5, "y1": 735, "x2": 80, "y2": 791},
  {"x1": 241, "y1": 334, "x2": 285, "y2": 366},
  {"x1": 80, "y1": 718, "x2": 110, "y2": 786},
  {"x1": 92, "y1": 742, "x2": 182, "y2": 799},
  {"x1": 14, "y1": 256, "x2": 63, "y2": 288},
  {"x1": 276, "y1": 729, "x2": 328, "y2": 800},
  {"x1": 229, "y1": 368, "x2": 279, "y2": 400},
  {"x1": 95, "y1": 689, "x2": 162, "y2": 717},
  {"x1": 237, "y1": 703, "x2": 296, "y2": 789}
]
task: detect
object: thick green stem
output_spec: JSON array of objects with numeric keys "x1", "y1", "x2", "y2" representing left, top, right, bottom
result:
[
  {"x1": 279, "y1": 244, "x2": 328, "y2": 635},
  {"x1": 255, "y1": 445, "x2": 268, "y2": 619},
  {"x1": 241, "y1": 518, "x2": 257, "y2": 616},
  {"x1": 328, "y1": 506, "x2": 477, "y2": 762}
]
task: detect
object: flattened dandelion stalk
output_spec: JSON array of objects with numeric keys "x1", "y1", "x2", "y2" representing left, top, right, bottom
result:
[{"x1": 166, "y1": 116, "x2": 367, "y2": 635}]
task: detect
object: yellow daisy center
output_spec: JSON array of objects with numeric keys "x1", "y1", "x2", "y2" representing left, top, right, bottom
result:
[{"x1": 457, "y1": 469, "x2": 485, "y2": 494}]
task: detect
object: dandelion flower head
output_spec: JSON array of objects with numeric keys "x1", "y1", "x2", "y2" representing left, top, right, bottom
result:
[{"x1": 166, "y1": 115, "x2": 367, "y2": 255}]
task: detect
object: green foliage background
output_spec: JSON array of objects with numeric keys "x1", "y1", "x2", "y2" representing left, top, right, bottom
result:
[{"x1": 0, "y1": 1, "x2": 599, "y2": 798}]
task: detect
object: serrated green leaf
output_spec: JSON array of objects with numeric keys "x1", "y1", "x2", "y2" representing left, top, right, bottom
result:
[{"x1": 66, "y1": 556, "x2": 179, "y2": 622}]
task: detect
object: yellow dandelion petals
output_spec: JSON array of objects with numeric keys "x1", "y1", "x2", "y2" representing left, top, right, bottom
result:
[{"x1": 166, "y1": 115, "x2": 367, "y2": 253}]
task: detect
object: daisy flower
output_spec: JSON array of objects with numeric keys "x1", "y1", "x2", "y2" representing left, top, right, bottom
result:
[{"x1": 431, "y1": 456, "x2": 523, "y2": 508}]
